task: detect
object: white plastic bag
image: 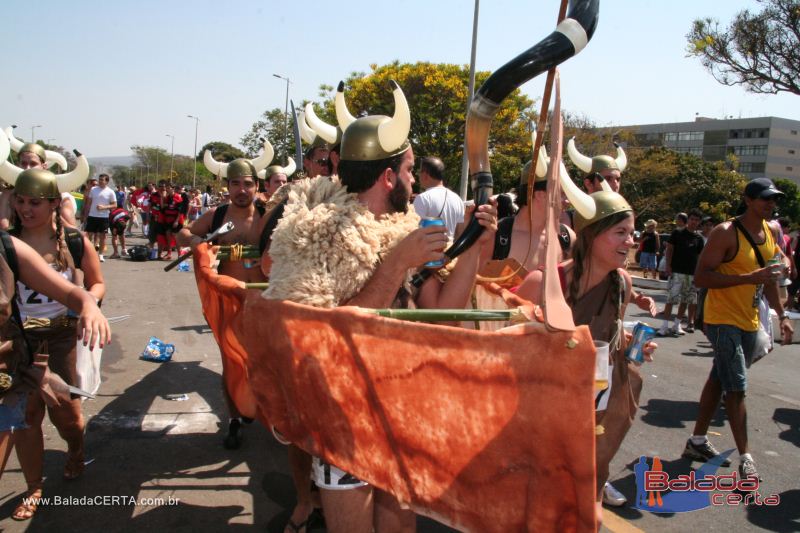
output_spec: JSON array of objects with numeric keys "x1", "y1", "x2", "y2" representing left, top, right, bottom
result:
[{"x1": 75, "y1": 340, "x2": 102, "y2": 396}]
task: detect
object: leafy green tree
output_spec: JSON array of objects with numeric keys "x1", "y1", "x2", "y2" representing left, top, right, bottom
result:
[
  {"x1": 773, "y1": 178, "x2": 800, "y2": 221},
  {"x1": 622, "y1": 147, "x2": 747, "y2": 226},
  {"x1": 241, "y1": 108, "x2": 298, "y2": 165},
  {"x1": 687, "y1": 0, "x2": 800, "y2": 95},
  {"x1": 198, "y1": 141, "x2": 245, "y2": 162}
]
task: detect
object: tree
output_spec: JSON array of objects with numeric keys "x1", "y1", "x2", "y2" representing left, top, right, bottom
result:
[
  {"x1": 687, "y1": 0, "x2": 800, "y2": 95},
  {"x1": 240, "y1": 108, "x2": 298, "y2": 164},
  {"x1": 621, "y1": 147, "x2": 747, "y2": 226},
  {"x1": 773, "y1": 178, "x2": 800, "y2": 221},
  {"x1": 128, "y1": 145, "x2": 215, "y2": 188},
  {"x1": 198, "y1": 141, "x2": 245, "y2": 162}
]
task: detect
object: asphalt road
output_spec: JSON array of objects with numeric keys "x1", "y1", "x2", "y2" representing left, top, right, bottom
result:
[{"x1": 0, "y1": 237, "x2": 797, "y2": 532}]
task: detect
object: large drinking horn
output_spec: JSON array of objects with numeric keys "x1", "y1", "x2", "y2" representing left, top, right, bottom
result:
[{"x1": 412, "y1": 0, "x2": 599, "y2": 287}]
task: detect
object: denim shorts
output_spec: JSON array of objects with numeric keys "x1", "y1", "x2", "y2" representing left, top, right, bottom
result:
[
  {"x1": 639, "y1": 252, "x2": 658, "y2": 270},
  {"x1": 706, "y1": 324, "x2": 757, "y2": 392},
  {"x1": 0, "y1": 390, "x2": 28, "y2": 432}
]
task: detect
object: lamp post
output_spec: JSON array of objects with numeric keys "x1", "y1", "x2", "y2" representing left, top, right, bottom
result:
[
  {"x1": 273, "y1": 73, "x2": 291, "y2": 163},
  {"x1": 165, "y1": 134, "x2": 175, "y2": 181},
  {"x1": 187, "y1": 115, "x2": 199, "y2": 188},
  {"x1": 31, "y1": 124, "x2": 42, "y2": 142}
]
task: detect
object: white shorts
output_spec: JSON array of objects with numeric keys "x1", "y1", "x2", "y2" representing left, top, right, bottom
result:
[{"x1": 312, "y1": 456, "x2": 368, "y2": 491}]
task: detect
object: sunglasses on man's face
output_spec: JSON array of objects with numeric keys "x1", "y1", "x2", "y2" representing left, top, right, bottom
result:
[{"x1": 314, "y1": 158, "x2": 329, "y2": 165}]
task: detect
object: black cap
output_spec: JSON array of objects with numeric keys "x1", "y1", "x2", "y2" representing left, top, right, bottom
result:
[{"x1": 744, "y1": 178, "x2": 784, "y2": 199}]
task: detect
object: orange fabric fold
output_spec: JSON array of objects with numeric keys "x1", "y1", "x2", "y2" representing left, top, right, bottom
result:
[
  {"x1": 239, "y1": 296, "x2": 598, "y2": 532},
  {"x1": 192, "y1": 243, "x2": 259, "y2": 420}
]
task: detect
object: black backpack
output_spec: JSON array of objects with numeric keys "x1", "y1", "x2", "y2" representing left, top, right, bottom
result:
[{"x1": 128, "y1": 245, "x2": 149, "y2": 262}]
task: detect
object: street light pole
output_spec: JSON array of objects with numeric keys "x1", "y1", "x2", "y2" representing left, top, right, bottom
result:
[
  {"x1": 31, "y1": 124, "x2": 42, "y2": 142},
  {"x1": 165, "y1": 134, "x2": 175, "y2": 181},
  {"x1": 459, "y1": 0, "x2": 480, "y2": 200},
  {"x1": 187, "y1": 115, "x2": 199, "y2": 189},
  {"x1": 273, "y1": 73, "x2": 291, "y2": 163}
]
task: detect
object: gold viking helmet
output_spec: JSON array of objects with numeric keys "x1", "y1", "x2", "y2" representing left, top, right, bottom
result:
[
  {"x1": 14, "y1": 168, "x2": 60, "y2": 199},
  {"x1": 567, "y1": 136, "x2": 628, "y2": 175},
  {"x1": 339, "y1": 80, "x2": 411, "y2": 162},
  {"x1": 225, "y1": 159, "x2": 258, "y2": 181},
  {"x1": 556, "y1": 157, "x2": 632, "y2": 233},
  {"x1": 259, "y1": 158, "x2": 297, "y2": 181},
  {"x1": 203, "y1": 138, "x2": 274, "y2": 179},
  {"x1": 4, "y1": 126, "x2": 68, "y2": 170},
  {"x1": 19, "y1": 143, "x2": 47, "y2": 165}
]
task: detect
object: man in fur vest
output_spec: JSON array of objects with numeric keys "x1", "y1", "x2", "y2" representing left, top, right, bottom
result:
[{"x1": 263, "y1": 81, "x2": 497, "y2": 533}]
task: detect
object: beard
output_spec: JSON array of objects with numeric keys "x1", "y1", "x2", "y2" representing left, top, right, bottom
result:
[{"x1": 387, "y1": 179, "x2": 410, "y2": 214}]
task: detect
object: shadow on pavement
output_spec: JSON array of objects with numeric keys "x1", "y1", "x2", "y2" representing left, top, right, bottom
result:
[
  {"x1": 171, "y1": 324, "x2": 212, "y2": 334},
  {"x1": 1, "y1": 360, "x2": 290, "y2": 532},
  {"x1": 772, "y1": 408, "x2": 800, "y2": 448},
  {"x1": 640, "y1": 399, "x2": 726, "y2": 429},
  {"x1": 746, "y1": 488, "x2": 800, "y2": 532}
]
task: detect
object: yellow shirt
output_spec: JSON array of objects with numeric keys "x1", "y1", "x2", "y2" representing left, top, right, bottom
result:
[{"x1": 704, "y1": 220, "x2": 779, "y2": 331}]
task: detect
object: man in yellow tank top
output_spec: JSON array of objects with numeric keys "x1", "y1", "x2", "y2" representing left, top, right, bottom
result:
[{"x1": 682, "y1": 178, "x2": 793, "y2": 483}]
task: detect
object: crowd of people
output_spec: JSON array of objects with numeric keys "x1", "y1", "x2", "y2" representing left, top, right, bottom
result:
[{"x1": 1, "y1": 82, "x2": 797, "y2": 530}]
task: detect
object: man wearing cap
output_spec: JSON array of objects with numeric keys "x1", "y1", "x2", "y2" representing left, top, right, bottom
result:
[
  {"x1": 178, "y1": 159, "x2": 268, "y2": 449},
  {"x1": 264, "y1": 81, "x2": 496, "y2": 533},
  {"x1": 639, "y1": 219, "x2": 660, "y2": 279},
  {"x1": 412, "y1": 156, "x2": 464, "y2": 239},
  {"x1": 684, "y1": 178, "x2": 793, "y2": 483}
]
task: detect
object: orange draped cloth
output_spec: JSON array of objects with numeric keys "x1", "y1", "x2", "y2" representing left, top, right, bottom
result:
[
  {"x1": 192, "y1": 243, "x2": 259, "y2": 420},
  {"x1": 193, "y1": 243, "x2": 598, "y2": 532}
]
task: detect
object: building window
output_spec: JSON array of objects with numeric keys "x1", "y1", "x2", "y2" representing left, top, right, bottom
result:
[
  {"x1": 730, "y1": 145, "x2": 768, "y2": 156},
  {"x1": 738, "y1": 162, "x2": 766, "y2": 173},
  {"x1": 730, "y1": 128, "x2": 769, "y2": 139},
  {"x1": 673, "y1": 147, "x2": 703, "y2": 156},
  {"x1": 664, "y1": 132, "x2": 678, "y2": 142}
]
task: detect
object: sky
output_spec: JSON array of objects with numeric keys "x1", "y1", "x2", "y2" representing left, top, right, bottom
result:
[{"x1": 2, "y1": 0, "x2": 798, "y2": 158}]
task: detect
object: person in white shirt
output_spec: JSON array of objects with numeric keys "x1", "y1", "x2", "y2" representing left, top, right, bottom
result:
[
  {"x1": 412, "y1": 156, "x2": 464, "y2": 238},
  {"x1": 83, "y1": 174, "x2": 117, "y2": 262}
]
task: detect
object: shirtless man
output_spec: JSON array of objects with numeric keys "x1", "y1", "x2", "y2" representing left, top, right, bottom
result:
[{"x1": 177, "y1": 158, "x2": 268, "y2": 447}]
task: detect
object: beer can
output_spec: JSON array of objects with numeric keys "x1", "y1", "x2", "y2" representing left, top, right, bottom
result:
[
  {"x1": 419, "y1": 217, "x2": 446, "y2": 268},
  {"x1": 625, "y1": 322, "x2": 656, "y2": 363}
]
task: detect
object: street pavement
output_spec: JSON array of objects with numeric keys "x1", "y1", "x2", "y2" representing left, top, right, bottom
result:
[{"x1": 0, "y1": 237, "x2": 797, "y2": 532}]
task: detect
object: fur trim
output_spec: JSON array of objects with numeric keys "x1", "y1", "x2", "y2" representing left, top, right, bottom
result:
[{"x1": 265, "y1": 176, "x2": 420, "y2": 307}]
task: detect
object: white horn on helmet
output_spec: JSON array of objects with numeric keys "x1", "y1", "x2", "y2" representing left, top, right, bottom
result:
[
  {"x1": 0, "y1": 130, "x2": 21, "y2": 185},
  {"x1": 56, "y1": 150, "x2": 90, "y2": 193},
  {"x1": 283, "y1": 157, "x2": 296, "y2": 177},
  {"x1": 335, "y1": 81, "x2": 357, "y2": 131},
  {"x1": 4, "y1": 126, "x2": 23, "y2": 152},
  {"x1": 567, "y1": 136, "x2": 593, "y2": 173},
  {"x1": 0, "y1": 128, "x2": 9, "y2": 164},
  {"x1": 599, "y1": 176, "x2": 613, "y2": 192},
  {"x1": 377, "y1": 80, "x2": 411, "y2": 152},
  {"x1": 249, "y1": 138, "x2": 274, "y2": 171},
  {"x1": 558, "y1": 160, "x2": 596, "y2": 220},
  {"x1": 535, "y1": 144, "x2": 550, "y2": 178},
  {"x1": 304, "y1": 103, "x2": 338, "y2": 144},
  {"x1": 297, "y1": 110, "x2": 317, "y2": 144},
  {"x1": 203, "y1": 149, "x2": 227, "y2": 178},
  {"x1": 614, "y1": 142, "x2": 627, "y2": 172},
  {"x1": 257, "y1": 169, "x2": 266, "y2": 180}
]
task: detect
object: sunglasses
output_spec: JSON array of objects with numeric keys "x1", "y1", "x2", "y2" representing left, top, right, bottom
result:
[{"x1": 313, "y1": 158, "x2": 329, "y2": 165}]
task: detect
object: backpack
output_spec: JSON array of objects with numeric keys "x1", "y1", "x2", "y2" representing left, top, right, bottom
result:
[
  {"x1": 492, "y1": 216, "x2": 571, "y2": 260},
  {"x1": 128, "y1": 245, "x2": 149, "y2": 262},
  {"x1": 210, "y1": 203, "x2": 267, "y2": 238}
]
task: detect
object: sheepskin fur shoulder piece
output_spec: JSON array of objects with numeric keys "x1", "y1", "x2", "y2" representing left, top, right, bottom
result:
[{"x1": 265, "y1": 176, "x2": 420, "y2": 307}]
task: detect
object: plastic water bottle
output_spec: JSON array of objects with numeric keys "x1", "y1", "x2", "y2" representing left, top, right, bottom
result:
[{"x1": 177, "y1": 261, "x2": 190, "y2": 272}]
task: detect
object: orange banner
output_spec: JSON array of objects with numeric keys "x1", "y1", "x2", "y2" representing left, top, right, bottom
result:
[{"x1": 194, "y1": 243, "x2": 598, "y2": 531}]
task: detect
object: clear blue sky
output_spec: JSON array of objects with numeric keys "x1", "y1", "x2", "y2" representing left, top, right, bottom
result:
[{"x1": 2, "y1": 0, "x2": 797, "y2": 157}]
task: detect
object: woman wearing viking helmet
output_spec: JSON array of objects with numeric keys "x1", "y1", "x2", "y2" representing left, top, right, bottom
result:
[
  {"x1": 517, "y1": 172, "x2": 658, "y2": 518},
  {"x1": 3, "y1": 165, "x2": 105, "y2": 520}
]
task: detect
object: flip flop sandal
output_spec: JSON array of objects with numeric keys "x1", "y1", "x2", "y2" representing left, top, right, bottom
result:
[{"x1": 12, "y1": 489, "x2": 42, "y2": 521}]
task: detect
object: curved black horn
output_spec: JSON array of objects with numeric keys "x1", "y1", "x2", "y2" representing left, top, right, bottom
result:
[{"x1": 412, "y1": 0, "x2": 599, "y2": 287}]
